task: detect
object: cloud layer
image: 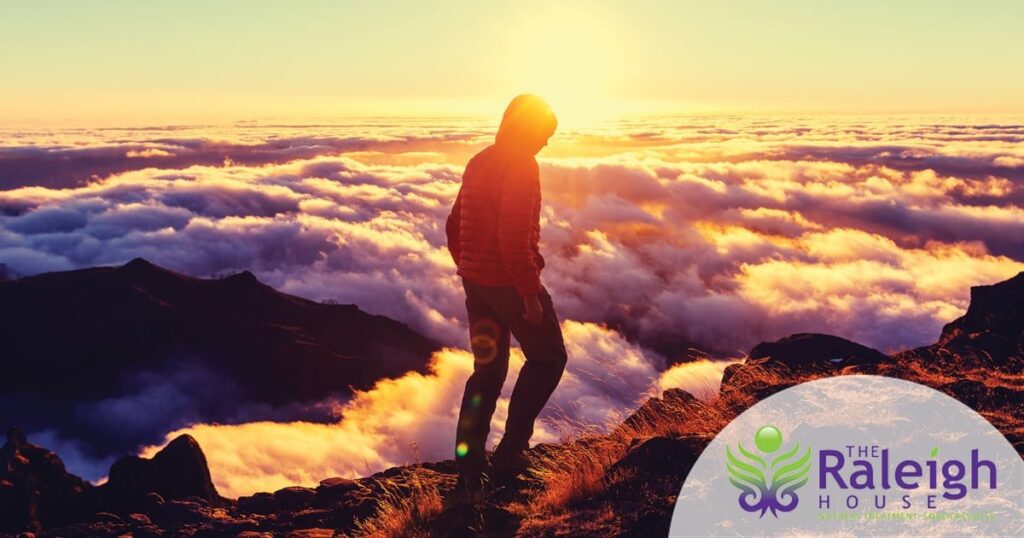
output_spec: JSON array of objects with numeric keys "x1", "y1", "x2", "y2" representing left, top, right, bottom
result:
[
  {"x1": 3, "y1": 116, "x2": 1023, "y2": 492},
  {"x1": 3, "y1": 117, "x2": 1020, "y2": 354}
]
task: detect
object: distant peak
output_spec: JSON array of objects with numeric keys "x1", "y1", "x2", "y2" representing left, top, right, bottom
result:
[
  {"x1": 123, "y1": 258, "x2": 157, "y2": 270},
  {"x1": 223, "y1": 270, "x2": 261, "y2": 285},
  {"x1": 116, "y1": 258, "x2": 190, "y2": 282}
]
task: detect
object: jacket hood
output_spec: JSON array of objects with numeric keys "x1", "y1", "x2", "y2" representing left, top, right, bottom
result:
[{"x1": 495, "y1": 94, "x2": 558, "y2": 150}]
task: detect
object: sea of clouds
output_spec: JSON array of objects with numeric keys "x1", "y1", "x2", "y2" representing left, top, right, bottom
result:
[{"x1": 2, "y1": 116, "x2": 1023, "y2": 495}]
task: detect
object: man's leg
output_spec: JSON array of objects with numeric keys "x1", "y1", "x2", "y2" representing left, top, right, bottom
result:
[
  {"x1": 489, "y1": 287, "x2": 568, "y2": 459},
  {"x1": 454, "y1": 280, "x2": 511, "y2": 477}
]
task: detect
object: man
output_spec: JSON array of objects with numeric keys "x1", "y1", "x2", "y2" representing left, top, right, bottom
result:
[{"x1": 445, "y1": 94, "x2": 568, "y2": 493}]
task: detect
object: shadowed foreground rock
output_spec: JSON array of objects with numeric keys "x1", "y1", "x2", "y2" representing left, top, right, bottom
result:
[
  {"x1": 0, "y1": 431, "x2": 221, "y2": 535},
  {"x1": 99, "y1": 434, "x2": 224, "y2": 514},
  {"x1": 0, "y1": 428, "x2": 90, "y2": 533}
]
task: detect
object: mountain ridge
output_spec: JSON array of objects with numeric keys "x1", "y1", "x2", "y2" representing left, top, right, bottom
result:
[{"x1": 0, "y1": 258, "x2": 441, "y2": 475}]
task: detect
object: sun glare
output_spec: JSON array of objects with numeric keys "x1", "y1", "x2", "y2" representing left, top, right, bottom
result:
[{"x1": 499, "y1": 8, "x2": 624, "y2": 127}]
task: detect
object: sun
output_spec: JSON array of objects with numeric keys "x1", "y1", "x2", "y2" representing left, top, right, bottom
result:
[{"x1": 498, "y1": 8, "x2": 624, "y2": 127}]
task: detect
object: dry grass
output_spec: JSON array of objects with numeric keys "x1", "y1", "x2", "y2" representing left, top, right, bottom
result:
[
  {"x1": 520, "y1": 379, "x2": 742, "y2": 525},
  {"x1": 351, "y1": 351, "x2": 1022, "y2": 537},
  {"x1": 527, "y1": 438, "x2": 620, "y2": 512},
  {"x1": 352, "y1": 472, "x2": 444, "y2": 538}
]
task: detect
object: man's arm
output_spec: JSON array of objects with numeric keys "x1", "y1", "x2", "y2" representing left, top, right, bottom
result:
[
  {"x1": 497, "y1": 159, "x2": 542, "y2": 298},
  {"x1": 445, "y1": 187, "x2": 463, "y2": 266}
]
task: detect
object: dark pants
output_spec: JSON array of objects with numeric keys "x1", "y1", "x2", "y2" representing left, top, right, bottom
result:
[{"x1": 455, "y1": 279, "x2": 568, "y2": 474}]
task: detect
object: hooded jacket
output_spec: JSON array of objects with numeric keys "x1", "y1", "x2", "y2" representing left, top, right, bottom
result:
[{"x1": 445, "y1": 144, "x2": 544, "y2": 297}]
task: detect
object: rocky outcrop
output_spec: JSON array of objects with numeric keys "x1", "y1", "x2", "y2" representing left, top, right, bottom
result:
[
  {"x1": 934, "y1": 271, "x2": 1024, "y2": 357},
  {"x1": 616, "y1": 388, "x2": 704, "y2": 436},
  {"x1": 98, "y1": 434, "x2": 223, "y2": 514},
  {"x1": 718, "y1": 333, "x2": 889, "y2": 400},
  {"x1": 747, "y1": 332, "x2": 889, "y2": 367},
  {"x1": 0, "y1": 428, "x2": 90, "y2": 533},
  {"x1": 0, "y1": 431, "x2": 225, "y2": 535}
]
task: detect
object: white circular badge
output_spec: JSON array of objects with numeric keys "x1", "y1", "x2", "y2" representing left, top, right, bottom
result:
[{"x1": 670, "y1": 375, "x2": 1024, "y2": 537}]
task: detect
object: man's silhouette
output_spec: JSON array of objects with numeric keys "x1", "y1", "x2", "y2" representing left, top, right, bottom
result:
[{"x1": 446, "y1": 94, "x2": 568, "y2": 493}]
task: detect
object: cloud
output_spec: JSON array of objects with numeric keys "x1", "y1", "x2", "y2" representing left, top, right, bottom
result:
[
  {"x1": 142, "y1": 322, "x2": 725, "y2": 498},
  {"x1": 0, "y1": 127, "x2": 482, "y2": 189},
  {"x1": 9, "y1": 358, "x2": 345, "y2": 483},
  {"x1": 2, "y1": 118, "x2": 1023, "y2": 355}
]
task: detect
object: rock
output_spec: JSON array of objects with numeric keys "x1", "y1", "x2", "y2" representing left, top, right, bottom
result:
[
  {"x1": 143, "y1": 492, "x2": 165, "y2": 510},
  {"x1": 313, "y1": 477, "x2": 359, "y2": 507},
  {"x1": 0, "y1": 428, "x2": 91, "y2": 533},
  {"x1": 719, "y1": 334, "x2": 889, "y2": 403},
  {"x1": 126, "y1": 513, "x2": 152, "y2": 526},
  {"x1": 147, "y1": 499, "x2": 212, "y2": 528},
  {"x1": 317, "y1": 477, "x2": 356, "y2": 491},
  {"x1": 273, "y1": 486, "x2": 316, "y2": 510},
  {"x1": 617, "y1": 388, "x2": 703, "y2": 437},
  {"x1": 36, "y1": 521, "x2": 131, "y2": 537},
  {"x1": 99, "y1": 434, "x2": 222, "y2": 513},
  {"x1": 287, "y1": 508, "x2": 332, "y2": 528},
  {"x1": 90, "y1": 512, "x2": 123, "y2": 524},
  {"x1": 286, "y1": 529, "x2": 335, "y2": 538},
  {"x1": 237, "y1": 492, "x2": 278, "y2": 515},
  {"x1": 936, "y1": 271, "x2": 1024, "y2": 357},
  {"x1": 607, "y1": 435, "x2": 707, "y2": 488},
  {"x1": 321, "y1": 492, "x2": 382, "y2": 530},
  {"x1": 748, "y1": 333, "x2": 889, "y2": 368}
]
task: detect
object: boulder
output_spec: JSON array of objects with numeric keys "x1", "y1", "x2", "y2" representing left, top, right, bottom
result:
[
  {"x1": 273, "y1": 486, "x2": 316, "y2": 510},
  {"x1": 607, "y1": 435, "x2": 707, "y2": 488},
  {"x1": 313, "y1": 477, "x2": 359, "y2": 507},
  {"x1": 0, "y1": 428, "x2": 91, "y2": 533},
  {"x1": 238, "y1": 492, "x2": 278, "y2": 515},
  {"x1": 748, "y1": 333, "x2": 889, "y2": 368},
  {"x1": 99, "y1": 434, "x2": 222, "y2": 514}
]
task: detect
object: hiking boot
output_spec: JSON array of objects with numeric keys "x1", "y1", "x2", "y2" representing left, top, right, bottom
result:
[
  {"x1": 490, "y1": 448, "x2": 530, "y2": 484},
  {"x1": 444, "y1": 471, "x2": 492, "y2": 508}
]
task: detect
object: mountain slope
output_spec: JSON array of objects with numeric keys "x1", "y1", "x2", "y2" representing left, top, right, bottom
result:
[{"x1": 0, "y1": 259, "x2": 440, "y2": 468}]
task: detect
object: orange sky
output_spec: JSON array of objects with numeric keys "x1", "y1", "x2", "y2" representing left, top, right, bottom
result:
[{"x1": 1, "y1": 1, "x2": 1022, "y2": 125}]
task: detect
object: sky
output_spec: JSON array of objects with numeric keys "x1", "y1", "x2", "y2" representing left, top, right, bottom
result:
[{"x1": 2, "y1": 0, "x2": 1023, "y2": 124}]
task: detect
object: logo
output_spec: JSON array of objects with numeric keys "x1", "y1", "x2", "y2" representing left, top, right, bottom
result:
[
  {"x1": 671, "y1": 377, "x2": 1023, "y2": 536},
  {"x1": 726, "y1": 424, "x2": 811, "y2": 518}
]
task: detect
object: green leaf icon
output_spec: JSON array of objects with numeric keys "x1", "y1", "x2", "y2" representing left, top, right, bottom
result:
[{"x1": 929, "y1": 447, "x2": 939, "y2": 458}]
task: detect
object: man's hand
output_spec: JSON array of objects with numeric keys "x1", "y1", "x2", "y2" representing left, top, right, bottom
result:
[{"x1": 522, "y1": 294, "x2": 543, "y2": 324}]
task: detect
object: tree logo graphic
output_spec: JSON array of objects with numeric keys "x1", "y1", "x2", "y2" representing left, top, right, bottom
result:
[{"x1": 726, "y1": 425, "x2": 811, "y2": 518}]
